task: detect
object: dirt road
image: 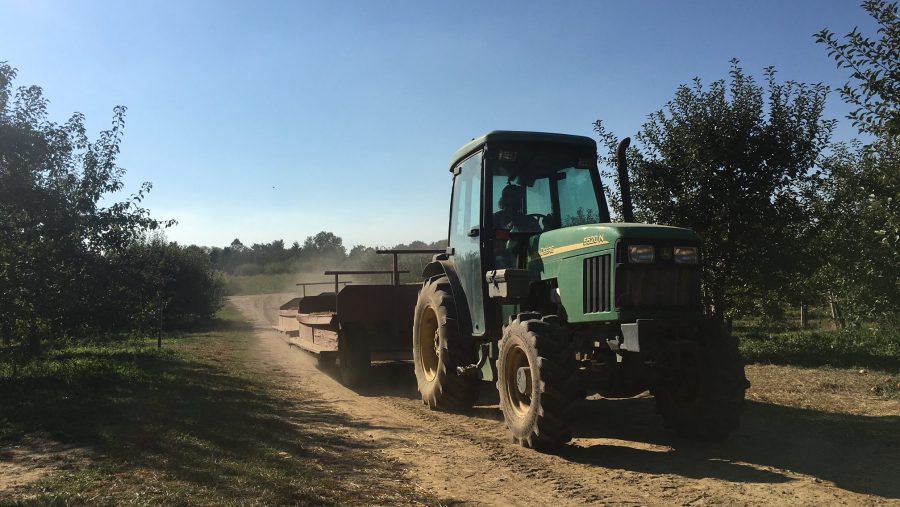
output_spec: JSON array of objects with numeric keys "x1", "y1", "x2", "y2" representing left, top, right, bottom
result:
[{"x1": 231, "y1": 294, "x2": 900, "y2": 506}]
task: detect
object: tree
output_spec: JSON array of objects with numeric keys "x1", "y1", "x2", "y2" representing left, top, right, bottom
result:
[
  {"x1": 595, "y1": 60, "x2": 836, "y2": 317},
  {"x1": 302, "y1": 231, "x2": 346, "y2": 259},
  {"x1": 815, "y1": 0, "x2": 900, "y2": 138},
  {"x1": 0, "y1": 60, "x2": 181, "y2": 352},
  {"x1": 229, "y1": 238, "x2": 246, "y2": 252},
  {"x1": 813, "y1": 142, "x2": 899, "y2": 323},
  {"x1": 814, "y1": 2, "x2": 900, "y2": 323}
]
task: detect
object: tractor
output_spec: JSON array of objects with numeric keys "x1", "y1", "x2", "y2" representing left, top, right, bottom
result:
[{"x1": 412, "y1": 131, "x2": 748, "y2": 449}]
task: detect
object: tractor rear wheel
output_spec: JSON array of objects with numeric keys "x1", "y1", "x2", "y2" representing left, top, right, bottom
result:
[
  {"x1": 412, "y1": 276, "x2": 478, "y2": 411},
  {"x1": 497, "y1": 314, "x2": 579, "y2": 450},
  {"x1": 338, "y1": 324, "x2": 371, "y2": 387},
  {"x1": 654, "y1": 328, "x2": 747, "y2": 440}
]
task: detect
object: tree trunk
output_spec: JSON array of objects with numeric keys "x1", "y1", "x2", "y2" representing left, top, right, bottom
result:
[{"x1": 828, "y1": 291, "x2": 843, "y2": 330}]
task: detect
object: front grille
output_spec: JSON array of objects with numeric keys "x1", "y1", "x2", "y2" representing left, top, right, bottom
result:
[
  {"x1": 617, "y1": 264, "x2": 700, "y2": 310},
  {"x1": 583, "y1": 254, "x2": 611, "y2": 313}
]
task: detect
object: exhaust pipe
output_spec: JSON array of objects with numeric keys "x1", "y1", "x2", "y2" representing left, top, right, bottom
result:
[{"x1": 616, "y1": 137, "x2": 634, "y2": 223}]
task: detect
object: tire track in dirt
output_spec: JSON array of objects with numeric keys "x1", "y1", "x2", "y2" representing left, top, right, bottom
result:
[{"x1": 230, "y1": 294, "x2": 900, "y2": 506}]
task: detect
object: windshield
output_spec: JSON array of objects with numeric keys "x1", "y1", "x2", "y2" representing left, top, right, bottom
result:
[{"x1": 489, "y1": 144, "x2": 609, "y2": 234}]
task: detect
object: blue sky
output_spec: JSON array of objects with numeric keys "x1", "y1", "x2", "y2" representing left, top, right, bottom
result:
[{"x1": 0, "y1": 1, "x2": 875, "y2": 248}]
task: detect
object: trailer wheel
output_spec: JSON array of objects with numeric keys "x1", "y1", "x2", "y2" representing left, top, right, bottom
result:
[
  {"x1": 497, "y1": 314, "x2": 579, "y2": 450},
  {"x1": 317, "y1": 353, "x2": 336, "y2": 370},
  {"x1": 412, "y1": 276, "x2": 478, "y2": 411},
  {"x1": 654, "y1": 329, "x2": 747, "y2": 440},
  {"x1": 338, "y1": 324, "x2": 371, "y2": 387}
]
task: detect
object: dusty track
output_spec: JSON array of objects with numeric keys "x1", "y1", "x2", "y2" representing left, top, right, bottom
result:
[{"x1": 231, "y1": 294, "x2": 900, "y2": 506}]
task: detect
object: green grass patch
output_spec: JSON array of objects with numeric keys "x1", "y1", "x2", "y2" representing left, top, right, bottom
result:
[
  {"x1": 737, "y1": 322, "x2": 900, "y2": 374},
  {"x1": 0, "y1": 307, "x2": 424, "y2": 506}
]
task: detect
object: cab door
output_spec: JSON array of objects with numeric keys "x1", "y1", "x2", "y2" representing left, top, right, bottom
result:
[{"x1": 448, "y1": 150, "x2": 486, "y2": 336}]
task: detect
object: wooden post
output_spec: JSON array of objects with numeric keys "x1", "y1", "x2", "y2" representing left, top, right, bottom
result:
[{"x1": 799, "y1": 303, "x2": 808, "y2": 328}]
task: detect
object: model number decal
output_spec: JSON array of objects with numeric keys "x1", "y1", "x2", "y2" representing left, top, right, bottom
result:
[
  {"x1": 539, "y1": 246, "x2": 556, "y2": 256},
  {"x1": 582, "y1": 234, "x2": 609, "y2": 247},
  {"x1": 530, "y1": 237, "x2": 609, "y2": 261}
]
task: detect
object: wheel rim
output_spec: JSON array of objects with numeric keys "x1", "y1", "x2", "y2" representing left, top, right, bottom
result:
[
  {"x1": 418, "y1": 305, "x2": 440, "y2": 382},
  {"x1": 503, "y1": 343, "x2": 533, "y2": 418}
]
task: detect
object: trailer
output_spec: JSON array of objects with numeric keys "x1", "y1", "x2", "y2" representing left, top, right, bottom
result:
[
  {"x1": 275, "y1": 297, "x2": 302, "y2": 336},
  {"x1": 287, "y1": 249, "x2": 444, "y2": 386}
]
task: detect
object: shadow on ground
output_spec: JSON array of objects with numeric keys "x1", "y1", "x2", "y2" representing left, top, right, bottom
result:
[
  {"x1": 559, "y1": 396, "x2": 900, "y2": 499},
  {"x1": 0, "y1": 329, "x2": 425, "y2": 505},
  {"x1": 339, "y1": 358, "x2": 900, "y2": 500}
]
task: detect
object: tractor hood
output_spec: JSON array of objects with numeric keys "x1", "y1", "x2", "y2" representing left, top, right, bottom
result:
[
  {"x1": 524, "y1": 223, "x2": 701, "y2": 323},
  {"x1": 526, "y1": 223, "x2": 700, "y2": 275}
]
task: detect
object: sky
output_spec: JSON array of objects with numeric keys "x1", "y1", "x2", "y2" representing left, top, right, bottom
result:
[{"x1": 0, "y1": 0, "x2": 877, "y2": 248}]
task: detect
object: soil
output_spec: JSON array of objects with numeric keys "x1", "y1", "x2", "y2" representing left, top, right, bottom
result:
[
  {"x1": 231, "y1": 294, "x2": 900, "y2": 506},
  {"x1": 0, "y1": 439, "x2": 90, "y2": 495}
]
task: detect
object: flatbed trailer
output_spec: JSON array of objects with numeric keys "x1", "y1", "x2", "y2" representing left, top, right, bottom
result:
[{"x1": 287, "y1": 249, "x2": 444, "y2": 385}]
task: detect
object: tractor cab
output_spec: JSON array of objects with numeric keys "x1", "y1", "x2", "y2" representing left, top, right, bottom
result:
[{"x1": 443, "y1": 131, "x2": 608, "y2": 336}]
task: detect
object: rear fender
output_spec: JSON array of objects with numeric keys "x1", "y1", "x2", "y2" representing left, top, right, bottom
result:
[{"x1": 421, "y1": 259, "x2": 473, "y2": 338}]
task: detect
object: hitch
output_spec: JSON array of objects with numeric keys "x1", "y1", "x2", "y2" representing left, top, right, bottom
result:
[{"x1": 457, "y1": 343, "x2": 490, "y2": 377}]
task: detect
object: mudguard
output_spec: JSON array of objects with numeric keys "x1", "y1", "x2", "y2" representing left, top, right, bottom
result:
[{"x1": 422, "y1": 259, "x2": 474, "y2": 337}]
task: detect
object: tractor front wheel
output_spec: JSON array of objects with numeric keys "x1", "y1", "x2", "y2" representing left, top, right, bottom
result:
[
  {"x1": 412, "y1": 276, "x2": 478, "y2": 411},
  {"x1": 497, "y1": 314, "x2": 579, "y2": 450},
  {"x1": 654, "y1": 328, "x2": 747, "y2": 440}
]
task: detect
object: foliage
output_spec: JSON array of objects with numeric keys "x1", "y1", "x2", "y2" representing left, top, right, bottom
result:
[
  {"x1": 595, "y1": 60, "x2": 835, "y2": 317},
  {"x1": 815, "y1": 0, "x2": 900, "y2": 138},
  {"x1": 812, "y1": 2, "x2": 900, "y2": 324},
  {"x1": 564, "y1": 207, "x2": 599, "y2": 227},
  {"x1": 115, "y1": 236, "x2": 227, "y2": 329},
  {"x1": 0, "y1": 61, "x2": 221, "y2": 355},
  {"x1": 736, "y1": 318, "x2": 900, "y2": 373},
  {"x1": 811, "y1": 143, "x2": 899, "y2": 324}
]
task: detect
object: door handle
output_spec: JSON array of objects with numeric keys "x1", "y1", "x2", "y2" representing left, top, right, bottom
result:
[{"x1": 468, "y1": 227, "x2": 480, "y2": 237}]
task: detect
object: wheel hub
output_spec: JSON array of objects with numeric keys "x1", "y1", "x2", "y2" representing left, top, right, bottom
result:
[
  {"x1": 516, "y1": 366, "x2": 531, "y2": 395},
  {"x1": 418, "y1": 306, "x2": 440, "y2": 382}
]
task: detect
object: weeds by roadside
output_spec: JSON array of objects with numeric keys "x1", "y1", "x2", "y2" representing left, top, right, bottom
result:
[
  {"x1": 0, "y1": 306, "x2": 424, "y2": 506},
  {"x1": 735, "y1": 312, "x2": 899, "y2": 400},
  {"x1": 736, "y1": 324, "x2": 899, "y2": 372}
]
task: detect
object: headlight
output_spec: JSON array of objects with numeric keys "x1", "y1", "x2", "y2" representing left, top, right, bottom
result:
[
  {"x1": 628, "y1": 245, "x2": 654, "y2": 263},
  {"x1": 674, "y1": 246, "x2": 698, "y2": 264}
]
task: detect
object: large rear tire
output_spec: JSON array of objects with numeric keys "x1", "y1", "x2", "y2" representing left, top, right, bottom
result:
[
  {"x1": 497, "y1": 314, "x2": 579, "y2": 450},
  {"x1": 654, "y1": 329, "x2": 747, "y2": 440},
  {"x1": 412, "y1": 276, "x2": 478, "y2": 411},
  {"x1": 338, "y1": 324, "x2": 371, "y2": 387}
]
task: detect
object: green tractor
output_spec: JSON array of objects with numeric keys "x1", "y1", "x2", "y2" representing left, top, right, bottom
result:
[{"x1": 413, "y1": 131, "x2": 749, "y2": 449}]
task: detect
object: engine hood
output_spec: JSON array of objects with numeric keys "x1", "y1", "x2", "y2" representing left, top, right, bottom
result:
[{"x1": 526, "y1": 223, "x2": 700, "y2": 277}]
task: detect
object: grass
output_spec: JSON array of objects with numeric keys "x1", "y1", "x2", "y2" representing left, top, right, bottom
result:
[
  {"x1": 735, "y1": 309, "x2": 900, "y2": 398},
  {"x1": 0, "y1": 306, "x2": 425, "y2": 506}
]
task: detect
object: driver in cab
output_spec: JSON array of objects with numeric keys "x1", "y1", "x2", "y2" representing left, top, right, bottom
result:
[{"x1": 492, "y1": 184, "x2": 540, "y2": 233}]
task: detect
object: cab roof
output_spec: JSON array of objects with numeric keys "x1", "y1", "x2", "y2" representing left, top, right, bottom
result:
[{"x1": 450, "y1": 130, "x2": 597, "y2": 169}]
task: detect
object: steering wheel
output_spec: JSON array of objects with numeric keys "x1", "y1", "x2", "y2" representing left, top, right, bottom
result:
[{"x1": 527, "y1": 213, "x2": 546, "y2": 229}]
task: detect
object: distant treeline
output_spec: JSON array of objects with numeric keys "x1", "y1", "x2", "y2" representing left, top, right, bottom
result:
[{"x1": 209, "y1": 232, "x2": 447, "y2": 280}]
